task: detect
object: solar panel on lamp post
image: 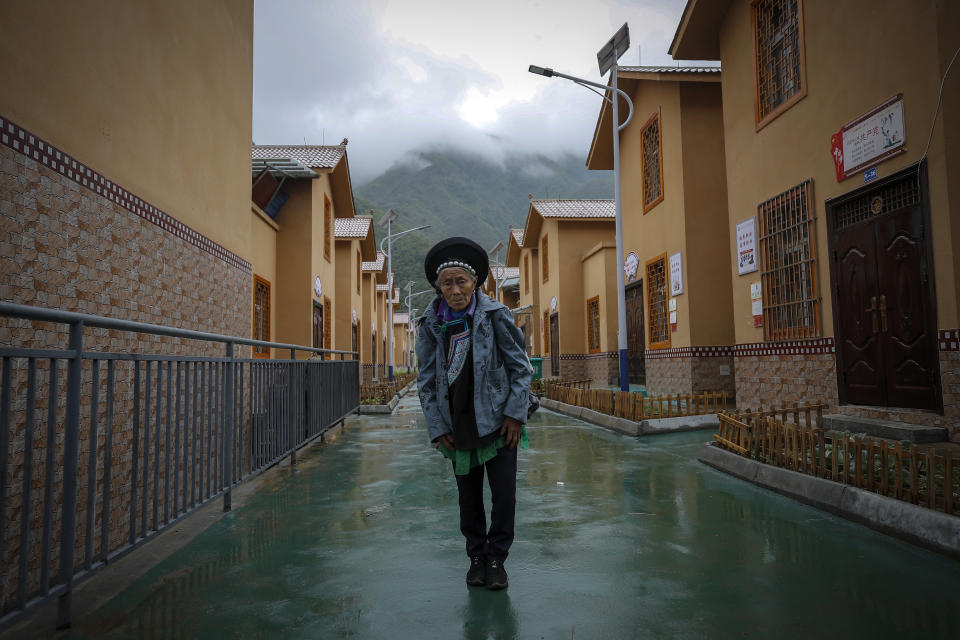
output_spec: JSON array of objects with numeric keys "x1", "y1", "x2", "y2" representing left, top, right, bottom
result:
[{"x1": 529, "y1": 23, "x2": 634, "y2": 392}]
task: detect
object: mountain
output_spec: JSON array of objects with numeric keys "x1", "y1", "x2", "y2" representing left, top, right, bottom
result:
[{"x1": 354, "y1": 148, "x2": 613, "y2": 308}]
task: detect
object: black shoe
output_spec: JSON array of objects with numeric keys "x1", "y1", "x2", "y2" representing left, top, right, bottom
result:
[
  {"x1": 485, "y1": 558, "x2": 508, "y2": 590},
  {"x1": 466, "y1": 556, "x2": 486, "y2": 586}
]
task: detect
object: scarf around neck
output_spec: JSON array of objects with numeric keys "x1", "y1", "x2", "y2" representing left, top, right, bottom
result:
[{"x1": 438, "y1": 293, "x2": 477, "y2": 385}]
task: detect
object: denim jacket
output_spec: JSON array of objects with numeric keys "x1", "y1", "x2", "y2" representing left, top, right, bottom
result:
[{"x1": 416, "y1": 292, "x2": 531, "y2": 443}]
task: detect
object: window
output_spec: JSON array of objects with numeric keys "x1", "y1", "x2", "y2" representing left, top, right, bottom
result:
[
  {"x1": 542, "y1": 311, "x2": 550, "y2": 355},
  {"x1": 586, "y1": 296, "x2": 600, "y2": 353},
  {"x1": 324, "y1": 296, "x2": 332, "y2": 358},
  {"x1": 541, "y1": 235, "x2": 549, "y2": 282},
  {"x1": 524, "y1": 254, "x2": 530, "y2": 293},
  {"x1": 641, "y1": 111, "x2": 664, "y2": 212},
  {"x1": 356, "y1": 249, "x2": 361, "y2": 293},
  {"x1": 646, "y1": 254, "x2": 670, "y2": 349},
  {"x1": 758, "y1": 180, "x2": 819, "y2": 341},
  {"x1": 752, "y1": 0, "x2": 807, "y2": 129},
  {"x1": 323, "y1": 194, "x2": 332, "y2": 261},
  {"x1": 253, "y1": 275, "x2": 271, "y2": 358}
]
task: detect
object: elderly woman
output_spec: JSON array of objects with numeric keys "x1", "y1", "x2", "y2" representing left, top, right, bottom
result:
[{"x1": 416, "y1": 237, "x2": 531, "y2": 590}]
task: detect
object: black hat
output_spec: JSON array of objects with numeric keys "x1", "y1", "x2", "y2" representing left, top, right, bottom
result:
[{"x1": 424, "y1": 237, "x2": 489, "y2": 288}]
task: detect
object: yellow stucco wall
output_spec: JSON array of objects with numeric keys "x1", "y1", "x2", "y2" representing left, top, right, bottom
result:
[
  {"x1": 679, "y1": 82, "x2": 735, "y2": 347},
  {"x1": 517, "y1": 247, "x2": 541, "y2": 355},
  {"x1": 273, "y1": 181, "x2": 314, "y2": 350},
  {"x1": 0, "y1": 0, "x2": 254, "y2": 260},
  {"x1": 537, "y1": 220, "x2": 617, "y2": 355},
  {"x1": 333, "y1": 239, "x2": 364, "y2": 355},
  {"x1": 718, "y1": 0, "x2": 959, "y2": 343},
  {"x1": 310, "y1": 177, "x2": 337, "y2": 349},
  {"x1": 360, "y1": 272, "x2": 377, "y2": 365},
  {"x1": 581, "y1": 243, "x2": 618, "y2": 353}
]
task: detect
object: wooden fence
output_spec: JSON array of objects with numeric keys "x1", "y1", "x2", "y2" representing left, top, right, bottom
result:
[
  {"x1": 360, "y1": 370, "x2": 417, "y2": 404},
  {"x1": 715, "y1": 411, "x2": 960, "y2": 517},
  {"x1": 543, "y1": 381, "x2": 727, "y2": 422}
]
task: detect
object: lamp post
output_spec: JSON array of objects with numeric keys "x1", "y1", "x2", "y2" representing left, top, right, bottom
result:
[
  {"x1": 405, "y1": 287, "x2": 435, "y2": 370},
  {"x1": 488, "y1": 240, "x2": 505, "y2": 302},
  {"x1": 529, "y1": 23, "x2": 634, "y2": 392},
  {"x1": 378, "y1": 210, "x2": 430, "y2": 381}
]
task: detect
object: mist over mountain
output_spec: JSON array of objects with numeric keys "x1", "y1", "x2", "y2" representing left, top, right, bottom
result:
[{"x1": 354, "y1": 148, "x2": 613, "y2": 309}]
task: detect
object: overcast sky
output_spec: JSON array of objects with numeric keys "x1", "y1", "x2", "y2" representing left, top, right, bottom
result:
[{"x1": 253, "y1": 0, "x2": 698, "y2": 184}]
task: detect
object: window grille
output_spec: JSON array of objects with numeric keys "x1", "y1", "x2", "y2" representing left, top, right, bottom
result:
[
  {"x1": 833, "y1": 175, "x2": 920, "y2": 231},
  {"x1": 646, "y1": 254, "x2": 670, "y2": 349},
  {"x1": 753, "y1": 0, "x2": 806, "y2": 127},
  {"x1": 323, "y1": 194, "x2": 332, "y2": 261},
  {"x1": 541, "y1": 235, "x2": 549, "y2": 282},
  {"x1": 543, "y1": 311, "x2": 550, "y2": 354},
  {"x1": 641, "y1": 111, "x2": 664, "y2": 212},
  {"x1": 586, "y1": 296, "x2": 600, "y2": 353},
  {"x1": 758, "y1": 180, "x2": 820, "y2": 341},
  {"x1": 253, "y1": 275, "x2": 271, "y2": 358}
]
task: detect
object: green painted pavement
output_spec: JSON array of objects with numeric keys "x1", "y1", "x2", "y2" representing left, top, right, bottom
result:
[{"x1": 65, "y1": 395, "x2": 960, "y2": 639}]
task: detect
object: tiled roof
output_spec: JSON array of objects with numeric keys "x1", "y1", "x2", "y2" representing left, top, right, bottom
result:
[
  {"x1": 510, "y1": 228, "x2": 524, "y2": 245},
  {"x1": 252, "y1": 145, "x2": 345, "y2": 169},
  {"x1": 532, "y1": 199, "x2": 615, "y2": 219},
  {"x1": 618, "y1": 65, "x2": 721, "y2": 74},
  {"x1": 491, "y1": 266, "x2": 519, "y2": 280},
  {"x1": 362, "y1": 251, "x2": 385, "y2": 271},
  {"x1": 334, "y1": 217, "x2": 372, "y2": 238}
]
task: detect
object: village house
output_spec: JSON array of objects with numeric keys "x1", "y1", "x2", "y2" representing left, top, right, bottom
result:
[
  {"x1": 586, "y1": 65, "x2": 735, "y2": 396},
  {"x1": 506, "y1": 228, "x2": 541, "y2": 356},
  {"x1": 334, "y1": 215, "x2": 377, "y2": 363},
  {"x1": 392, "y1": 311, "x2": 412, "y2": 371},
  {"x1": 481, "y1": 265, "x2": 521, "y2": 310},
  {"x1": 509, "y1": 199, "x2": 619, "y2": 384},
  {"x1": 251, "y1": 144, "x2": 359, "y2": 358},
  {"x1": 670, "y1": 0, "x2": 960, "y2": 440},
  {"x1": 361, "y1": 252, "x2": 387, "y2": 381}
]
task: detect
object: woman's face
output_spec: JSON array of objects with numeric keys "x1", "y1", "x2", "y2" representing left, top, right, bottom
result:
[{"x1": 437, "y1": 267, "x2": 476, "y2": 311}]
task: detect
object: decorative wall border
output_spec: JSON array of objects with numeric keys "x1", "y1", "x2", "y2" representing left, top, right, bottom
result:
[
  {"x1": 939, "y1": 330, "x2": 960, "y2": 352},
  {"x1": 558, "y1": 351, "x2": 618, "y2": 361},
  {"x1": 0, "y1": 115, "x2": 252, "y2": 274},
  {"x1": 732, "y1": 338, "x2": 835, "y2": 357},
  {"x1": 645, "y1": 345, "x2": 734, "y2": 360}
]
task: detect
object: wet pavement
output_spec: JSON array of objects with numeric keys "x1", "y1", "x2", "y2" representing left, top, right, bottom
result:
[{"x1": 63, "y1": 393, "x2": 960, "y2": 639}]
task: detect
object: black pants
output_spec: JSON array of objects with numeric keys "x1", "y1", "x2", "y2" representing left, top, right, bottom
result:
[{"x1": 454, "y1": 445, "x2": 517, "y2": 562}]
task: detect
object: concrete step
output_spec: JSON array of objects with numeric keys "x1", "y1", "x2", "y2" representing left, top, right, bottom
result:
[{"x1": 823, "y1": 414, "x2": 948, "y2": 443}]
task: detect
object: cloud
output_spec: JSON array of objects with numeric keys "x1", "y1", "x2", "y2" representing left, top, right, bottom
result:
[{"x1": 252, "y1": 0, "x2": 693, "y2": 183}]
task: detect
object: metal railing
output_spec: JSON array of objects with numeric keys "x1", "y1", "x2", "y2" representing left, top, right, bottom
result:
[{"x1": 0, "y1": 302, "x2": 359, "y2": 631}]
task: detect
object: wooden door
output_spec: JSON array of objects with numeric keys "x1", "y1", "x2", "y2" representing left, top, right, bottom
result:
[
  {"x1": 829, "y1": 165, "x2": 939, "y2": 411},
  {"x1": 875, "y1": 205, "x2": 938, "y2": 409},
  {"x1": 549, "y1": 313, "x2": 560, "y2": 376},
  {"x1": 352, "y1": 323, "x2": 358, "y2": 358},
  {"x1": 625, "y1": 281, "x2": 646, "y2": 385},
  {"x1": 312, "y1": 301, "x2": 323, "y2": 350}
]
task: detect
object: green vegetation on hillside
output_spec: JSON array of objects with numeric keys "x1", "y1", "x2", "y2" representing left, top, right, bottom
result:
[{"x1": 355, "y1": 148, "x2": 613, "y2": 314}]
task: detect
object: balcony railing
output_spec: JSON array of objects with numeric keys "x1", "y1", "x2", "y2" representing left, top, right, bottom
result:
[{"x1": 0, "y1": 302, "x2": 359, "y2": 631}]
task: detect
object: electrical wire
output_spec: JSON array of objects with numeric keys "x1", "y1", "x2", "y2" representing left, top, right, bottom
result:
[{"x1": 921, "y1": 44, "x2": 960, "y2": 163}]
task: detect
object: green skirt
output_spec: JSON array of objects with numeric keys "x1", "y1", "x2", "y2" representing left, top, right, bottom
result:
[{"x1": 438, "y1": 425, "x2": 529, "y2": 475}]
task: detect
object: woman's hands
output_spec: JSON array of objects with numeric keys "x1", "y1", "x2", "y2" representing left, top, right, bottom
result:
[
  {"x1": 500, "y1": 416, "x2": 522, "y2": 448},
  {"x1": 437, "y1": 433, "x2": 456, "y2": 450}
]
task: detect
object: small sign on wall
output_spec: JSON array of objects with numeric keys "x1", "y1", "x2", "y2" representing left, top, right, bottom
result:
[
  {"x1": 736, "y1": 217, "x2": 758, "y2": 275},
  {"x1": 830, "y1": 94, "x2": 906, "y2": 181},
  {"x1": 669, "y1": 298, "x2": 678, "y2": 332},
  {"x1": 750, "y1": 282, "x2": 762, "y2": 327},
  {"x1": 669, "y1": 252, "x2": 683, "y2": 296}
]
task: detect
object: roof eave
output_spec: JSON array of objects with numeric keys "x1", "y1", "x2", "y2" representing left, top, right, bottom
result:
[{"x1": 669, "y1": 0, "x2": 728, "y2": 61}]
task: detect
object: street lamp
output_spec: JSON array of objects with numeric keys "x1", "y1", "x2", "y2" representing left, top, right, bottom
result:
[
  {"x1": 529, "y1": 22, "x2": 634, "y2": 392},
  {"x1": 378, "y1": 209, "x2": 430, "y2": 381}
]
